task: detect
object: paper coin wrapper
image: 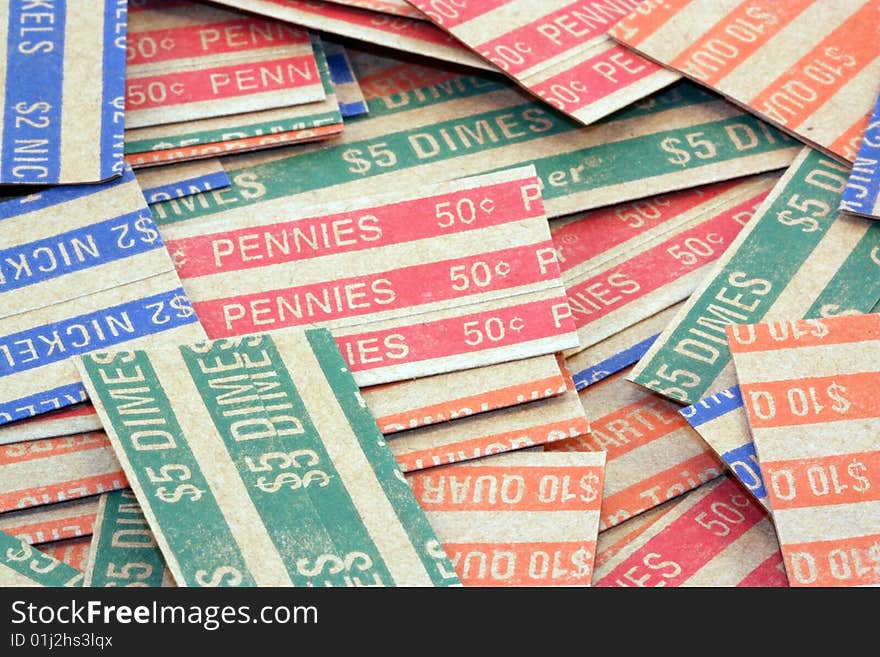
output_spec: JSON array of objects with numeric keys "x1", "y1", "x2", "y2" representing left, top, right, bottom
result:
[
  {"x1": 592, "y1": 475, "x2": 788, "y2": 587},
  {"x1": 75, "y1": 329, "x2": 460, "y2": 587},
  {"x1": 0, "y1": 2, "x2": 126, "y2": 184},
  {"x1": 840, "y1": 90, "x2": 880, "y2": 221},
  {"x1": 136, "y1": 158, "x2": 231, "y2": 204},
  {"x1": 409, "y1": 0, "x2": 679, "y2": 126},
  {"x1": 84, "y1": 490, "x2": 174, "y2": 587},
  {"x1": 42, "y1": 536, "x2": 92, "y2": 573},
  {"x1": 326, "y1": 0, "x2": 425, "y2": 20},
  {"x1": 728, "y1": 313, "x2": 880, "y2": 587},
  {"x1": 0, "y1": 497, "x2": 99, "y2": 546},
  {"x1": 408, "y1": 451, "x2": 605, "y2": 586},
  {"x1": 610, "y1": 0, "x2": 880, "y2": 164},
  {"x1": 0, "y1": 530, "x2": 83, "y2": 587},
  {"x1": 0, "y1": 432, "x2": 125, "y2": 514},
  {"x1": 554, "y1": 174, "x2": 776, "y2": 357},
  {"x1": 0, "y1": 167, "x2": 206, "y2": 425},
  {"x1": 212, "y1": 0, "x2": 493, "y2": 70},
  {"x1": 324, "y1": 41, "x2": 369, "y2": 118},
  {"x1": 161, "y1": 167, "x2": 579, "y2": 385},
  {"x1": 630, "y1": 147, "x2": 880, "y2": 405},
  {"x1": 149, "y1": 52, "x2": 799, "y2": 228},
  {"x1": 124, "y1": 33, "x2": 343, "y2": 169}
]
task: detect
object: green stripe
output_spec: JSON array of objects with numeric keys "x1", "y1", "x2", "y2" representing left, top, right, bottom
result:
[
  {"x1": 88, "y1": 490, "x2": 168, "y2": 588},
  {"x1": 150, "y1": 81, "x2": 724, "y2": 226},
  {"x1": 1, "y1": 530, "x2": 83, "y2": 586},
  {"x1": 304, "y1": 329, "x2": 460, "y2": 587},
  {"x1": 126, "y1": 34, "x2": 342, "y2": 154},
  {"x1": 79, "y1": 352, "x2": 255, "y2": 587},
  {"x1": 806, "y1": 221, "x2": 880, "y2": 317},
  {"x1": 632, "y1": 149, "x2": 869, "y2": 403},
  {"x1": 180, "y1": 335, "x2": 396, "y2": 587}
]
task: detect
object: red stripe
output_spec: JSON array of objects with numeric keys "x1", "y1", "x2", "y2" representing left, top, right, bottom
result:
[
  {"x1": 169, "y1": 178, "x2": 543, "y2": 278},
  {"x1": 5, "y1": 515, "x2": 96, "y2": 546},
  {"x1": 126, "y1": 54, "x2": 319, "y2": 110},
  {"x1": 0, "y1": 432, "x2": 111, "y2": 466},
  {"x1": 0, "y1": 474, "x2": 128, "y2": 513},
  {"x1": 409, "y1": 0, "x2": 509, "y2": 29},
  {"x1": 737, "y1": 551, "x2": 789, "y2": 587},
  {"x1": 195, "y1": 242, "x2": 559, "y2": 334}
]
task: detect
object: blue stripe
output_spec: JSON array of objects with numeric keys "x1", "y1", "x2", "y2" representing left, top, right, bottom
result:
[
  {"x1": 338, "y1": 100, "x2": 368, "y2": 118},
  {"x1": 571, "y1": 333, "x2": 658, "y2": 390},
  {"x1": 841, "y1": 95, "x2": 880, "y2": 214},
  {"x1": 0, "y1": 382, "x2": 87, "y2": 425},
  {"x1": 143, "y1": 170, "x2": 231, "y2": 204},
  {"x1": 0, "y1": 165, "x2": 137, "y2": 220},
  {"x1": 721, "y1": 441, "x2": 767, "y2": 501},
  {"x1": 326, "y1": 52, "x2": 355, "y2": 84},
  {"x1": 99, "y1": 0, "x2": 128, "y2": 180},
  {"x1": 0, "y1": 288, "x2": 199, "y2": 377},
  {"x1": 2, "y1": 1, "x2": 66, "y2": 183},
  {"x1": 0, "y1": 209, "x2": 164, "y2": 292},
  {"x1": 679, "y1": 385, "x2": 743, "y2": 427}
]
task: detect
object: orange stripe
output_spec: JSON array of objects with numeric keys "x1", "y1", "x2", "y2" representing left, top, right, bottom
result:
[
  {"x1": 552, "y1": 395, "x2": 688, "y2": 459},
  {"x1": 784, "y1": 533, "x2": 880, "y2": 587},
  {"x1": 594, "y1": 512, "x2": 667, "y2": 569},
  {"x1": 0, "y1": 432, "x2": 111, "y2": 466},
  {"x1": 747, "y1": 1, "x2": 880, "y2": 129},
  {"x1": 600, "y1": 451, "x2": 724, "y2": 528},
  {"x1": 357, "y1": 62, "x2": 460, "y2": 99},
  {"x1": 446, "y1": 541, "x2": 596, "y2": 586},
  {"x1": 762, "y1": 450, "x2": 880, "y2": 510},
  {"x1": 670, "y1": 0, "x2": 811, "y2": 85},
  {"x1": 5, "y1": 515, "x2": 96, "y2": 545},
  {"x1": 830, "y1": 110, "x2": 873, "y2": 161},
  {"x1": 610, "y1": 0, "x2": 693, "y2": 48},
  {"x1": 556, "y1": 352, "x2": 576, "y2": 392},
  {"x1": 0, "y1": 473, "x2": 127, "y2": 513},
  {"x1": 741, "y1": 372, "x2": 880, "y2": 429},
  {"x1": 374, "y1": 373, "x2": 567, "y2": 434},
  {"x1": 42, "y1": 536, "x2": 92, "y2": 571},
  {"x1": 394, "y1": 415, "x2": 591, "y2": 472},
  {"x1": 410, "y1": 465, "x2": 604, "y2": 512},
  {"x1": 727, "y1": 315, "x2": 880, "y2": 353}
]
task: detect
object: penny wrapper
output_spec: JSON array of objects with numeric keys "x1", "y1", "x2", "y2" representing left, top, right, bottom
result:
[
  {"x1": 84, "y1": 490, "x2": 174, "y2": 587},
  {"x1": 610, "y1": 0, "x2": 880, "y2": 164},
  {"x1": 0, "y1": 167, "x2": 206, "y2": 424},
  {"x1": 136, "y1": 158, "x2": 231, "y2": 204},
  {"x1": 325, "y1": 0, "x2": 426, "y2": 19},
  {"x1": 840, "y1": 91, "x2": 880, "y2": 220},
  {"x1": 126, "y1": 0, "x2": 325, "y2": 129},
  {"x1": 728, "y1": 313, "x2": 880, "y2": 587},
  {"x1": 41, "y1": 536, "x2": 92, "y2": 572},
  {"x1": 0, "y1": 530, "x2": 84, "y2": 586},
  {"x1": 162, "y1": 166, "x2": 579, "y2": 386},
  {"x1": 0, "y1": 1, "x2": 127, "y2": 184},
  {"x1": 408, "y1": 451, "x2": 605, "y2": 586},
  {"x1": 630, "y1": 147, "x2": 880, "y2": 405},
  {"x1": 211, "y1": 0, "x2": 493, "y2": 70},
  {"x1": 593, "y1": 475, "x2": 788, "y2": 587},
  {"x1": 0, "y1": 497, "x2": 99, "y2": 546},
  {"x1": 76, "y1": 329, "x2": 460, "y2": 587},
  {"x1": 149, "y1": 52, "x2": 800, "y2": 227},
  {"x1": 409, "y1": 0, "x2": 679, "y2": 126},
  {"x1": 554, "y1": 174, "x2": 776, "y2": 357}
]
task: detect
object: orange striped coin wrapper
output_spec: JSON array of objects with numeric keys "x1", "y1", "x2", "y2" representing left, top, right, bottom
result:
[
  {"x1": 0, "y1": 166, "x2": 206, "y2": 425},
  {"x1": 610, "y1": 0, "x2": 880, "y2": 163},
  {"x1": 0, "y1": 497, "x2": 99, "y2": 546},
  {"x1": 554, "y1": 173, "x2": 776, "y2": 356},
  {"x1": 211, "y1": 0, "x2": 493, "y2": 70},
  {"x1": 75, "y1": 329, "x2": 460, "y2": 587},
  {"x1": 629, "y1": 147, "x2": 880, "y2": 405},
  {"x1": 161, "y1": 166, "x2": 579, "y2": 386},
  {"x1": 124, "y1": 33, "x2": 343, "y2": 168},
  {"x1": 41, "y1": 536, "x2": 92, "y2": 573},
  {"x1": 0, "y1": 530, "x2": 83, "y2": 586},
  {"x1": 593, "y1": 475, "x2": 788, "y2": 587},
  {"x1": 408, "y1": 0, "x2": 679, "y2": 126},
  {"x1": 388, "y1": 388, "x2": 589, "y2": 473},
  {"x1": 0, "y1": 353, "x2": 568, "y2": 444},
  {"x1": 408, "y1": 451, "x2": 605, "y2": 586},
  {"x1": 728, "y1": 313, "x2": 880, "y2": 587},
  {"x1": 0, "y1": 433, "x2": 125, "y2": 514},
  {"x1": 0, "y1": 1, "x2": 127, "y2": 185},
  {"x1": 548, "y1": 367, "x2": 722, "y2": 530},
  {"x1": 125, "y1": 1, "x2": 325, "y2": 129}
]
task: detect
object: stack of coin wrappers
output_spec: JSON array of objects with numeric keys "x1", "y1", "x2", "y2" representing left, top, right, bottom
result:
[{"x1": 1, "y1": 0, "x2": 878, "y2": 589}]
